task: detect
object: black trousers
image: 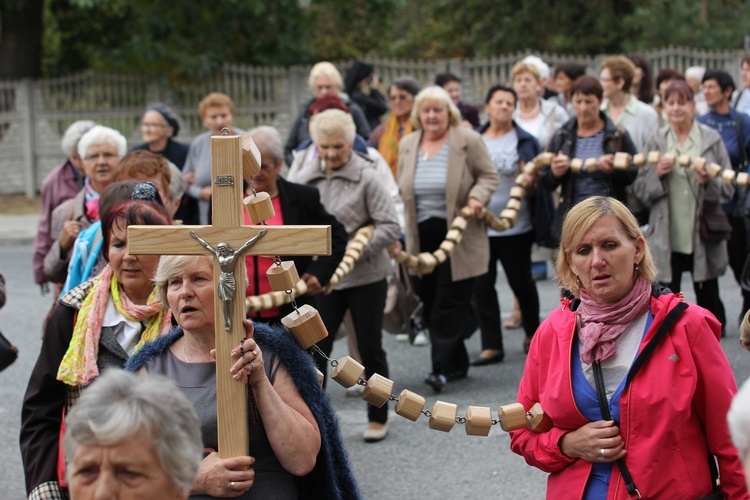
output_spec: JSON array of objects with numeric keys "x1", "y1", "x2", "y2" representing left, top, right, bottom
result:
[
  {"x1": 728, "y1": 215, "x2": 750, "y2": 318},
  {"x1": 473, "y1": 231, "x2": 540, "y2": 352},
  {"x1": 314, "y1": 279, "x2": 389, "y2": 424},
  {"x1": 667, "y1": 252, "x2": 726, "y2": 328},
  {"x1": 413, "y1": 218, "x2": 475, "y2": 378}
]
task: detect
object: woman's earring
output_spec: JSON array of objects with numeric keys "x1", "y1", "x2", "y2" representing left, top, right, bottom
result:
[
  {"x1": 575, "y1": 276, "x2": 582, "y2": 287},
  {"x1": 634, "y1": 262, "x2": 640, "y2": 273}
]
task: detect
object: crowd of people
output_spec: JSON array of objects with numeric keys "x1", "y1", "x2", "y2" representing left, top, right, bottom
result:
[{"x1": 18, "y1": 53, "x2": 750, "y2": 498}]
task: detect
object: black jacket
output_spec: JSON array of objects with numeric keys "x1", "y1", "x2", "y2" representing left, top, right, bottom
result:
[
  {"x1": 540, "y1": 111, "x2": 638, "y2": 245},
  {"x1": 246, "y1": 177, "x2": 348, "y2": 320}
]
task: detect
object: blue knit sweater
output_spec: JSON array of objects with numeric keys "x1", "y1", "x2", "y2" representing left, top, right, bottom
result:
[{"x1": 125, "y1": 323, "x2": 362, "y2": 500}]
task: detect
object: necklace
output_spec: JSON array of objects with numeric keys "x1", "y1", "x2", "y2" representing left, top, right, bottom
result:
[{"x1": 517, "y1": 100, "x2": 541, "y2": 120}]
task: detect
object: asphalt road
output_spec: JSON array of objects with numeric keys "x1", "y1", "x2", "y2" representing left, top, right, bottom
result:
[{"x1": 1, "y1": 241, "x2": 749, "y2": 499}]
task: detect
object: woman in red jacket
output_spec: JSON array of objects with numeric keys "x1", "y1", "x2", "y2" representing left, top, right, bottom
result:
[{"x1": 510, "y1": 196, "x2": 748, "y2": 499}]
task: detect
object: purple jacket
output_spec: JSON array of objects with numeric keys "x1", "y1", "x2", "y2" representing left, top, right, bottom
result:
[{"x1": 33, "y1": 161, "x2": 83, "y2": 286}]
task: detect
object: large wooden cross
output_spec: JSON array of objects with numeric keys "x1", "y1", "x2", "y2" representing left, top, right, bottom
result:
[{"x1": 127, "y1": 134, "x2": 331, "y2": 458}]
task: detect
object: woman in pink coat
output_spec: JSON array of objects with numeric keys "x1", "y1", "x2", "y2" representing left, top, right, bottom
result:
[{"x1": 511, "y1": 196, "x2": 747, "y2": 499}]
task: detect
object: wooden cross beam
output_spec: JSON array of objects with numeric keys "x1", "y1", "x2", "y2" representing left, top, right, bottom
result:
[{"x1": 128, "y1": 134, "x2": 331, "y2": 459}]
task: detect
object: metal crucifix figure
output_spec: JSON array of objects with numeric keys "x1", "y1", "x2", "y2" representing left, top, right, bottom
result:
[{"x1": 189, "y1": 229, "x2": 268, "y2": 331}]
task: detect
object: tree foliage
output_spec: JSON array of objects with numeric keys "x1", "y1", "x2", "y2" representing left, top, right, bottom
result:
[{"x1": 2, "y1": 0, "x2": 749, "y2": 80}]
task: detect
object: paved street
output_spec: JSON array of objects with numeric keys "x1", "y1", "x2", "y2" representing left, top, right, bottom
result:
[{"x1": 1, "y1": 238, "x2": 749, "y2": 499}]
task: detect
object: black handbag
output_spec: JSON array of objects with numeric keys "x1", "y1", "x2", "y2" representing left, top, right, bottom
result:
[
  {"x1": 383, "y1": 264, "x2": 425, "y2": 344},
  {"x1": 0, "y1": 329, "x2": 18, "y2": 372},
  {"x1": 699, "y1": 210, "x2": 732, "y2": 242},
  {"x1": 591, "y1": 302, "x2": 721, "y2": 499}
]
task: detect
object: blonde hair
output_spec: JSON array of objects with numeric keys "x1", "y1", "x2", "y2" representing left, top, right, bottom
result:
[
  {"x1": 310, "y1": 109, "x2": 356, "y2": 145},
  {"x1": 308, "y1": 62, "x2": 343, "y2": 91},
  {"x1": 154, "y1": 255, "x2": 204, "y2": 308},
  {"x1": 511, "y1": 61, "x2": 541, "y2": 83},
  {"x1": 555, "y1": 196, "x2": 656, "y2": 296},
  {"x1": 198, "y1": 92, "x2": 235, "y2": 120},
  {"x1": 410, "y1": 86, "x2": 462, "y2": 130}
]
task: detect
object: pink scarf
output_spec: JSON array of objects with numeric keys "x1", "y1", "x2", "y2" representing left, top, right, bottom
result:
[{"x1": 577, "y1": 276, "x2": 652, "y2": 364}]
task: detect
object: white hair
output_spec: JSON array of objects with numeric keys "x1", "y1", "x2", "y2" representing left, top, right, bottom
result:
[
  {"x1": 167, "y1": 161, "x2": 186, "y2": 202},
  {"x1": 523, "y1": 55, "x2": 550, "y2": 81},
  {"x1": 685, "y1": 66, "x2": 706, "y2": 83},
  {"x1": 728, "y1": 376, "x2": 750, "y2": 460},
  {"x1": 308, "y1": 62, "x2": 343, "y2": 91},
  {"x1": 310, "y1": 109, "x2": 356, "y2": 145},
  {"x1": 61, "y1": 120, "x2": 97, "y2": 156},
  {"x1": 63, "y1": 369, "x2": 202, "y2": 493},
  {"x1": 77, "y1": 125, "x2": 127, "y2": 160},
  {"x1": 247, "y1": 126, "x2": 284, "y2": 164}
]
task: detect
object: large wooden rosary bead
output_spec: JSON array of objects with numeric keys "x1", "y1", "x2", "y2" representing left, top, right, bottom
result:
[
  {"x1": 244, "y1": 192, "x2": 275, "y2": 224},
  {"x1": 439, "y1": 240, "x2": 456, "y2": 254},
  {"x1": 465, "y1": 406, "x2": 492, "y2": 436},
  {"x1": 506, "y1": 198, "x2": 521, "y2": 211},
  {"x1": 395, "y1": 389, "x2": 426, "y2": 421},
  {"x1": 707, "y1": 162, "x2": 723, "y2": 178},
  {"x1": 429, "y1": 401, "x2": 457, "y2": 432},
  {"x1": 433, "y1": 249, "x2": 448, "y2": 264},
  {"x1": 450, "y1": 216, "x2": 468, "y2": 231},
  {"x1": 241, "y1": 134, "x2": 262, "y2": 178},
  {"x1": 445, "y1": 229, "x2": 463, "y2": 244},
  {"x1": 417, "y1": 252, "x2": 438, "y2": 274},
  {"x1": 266, "y1": 261, "x2": 300, "y2": 291},
  {"x1": 692, "y1": 157, "x2": 707, "y2": 170},
  {"x1": 330, "y1": 356, "x2": 365, "y2": 388},
  {"x1": 647, "y1": 151, "x2": 661, "y2": 164},
  {"x1": 678, "y1": 154, "x2": 692, "y2": 168},
  {"x1": 498, "y1": 402, "x2": 527, "y2": 432},
  {"x1": 280, "y1": 304, "x2": 328, "y2": 349},
  {"x1": 613, "y1": 152, "x2": 632, "y2": 170},
  {"x1": 722, "y1": 169, "x2": 737, "y2": 184},
  {"x1": 633, "y1": 153, "x2": 646, "y2": 167},
  {"x1": 515, "y1": 173, "x2": 528, "y2": 187},
  {"x1": 362, "y1": 374, "x2": 394, "y2": 408},
  {"x1": 526, "y1": 402, "x2": 553, "y2": 433},
  {"x1": 509, "y1": 186, "x2": 525, "y2": 199},
  {"x1": 737, "y1": 172, "x2": 749, "y2": 187}
]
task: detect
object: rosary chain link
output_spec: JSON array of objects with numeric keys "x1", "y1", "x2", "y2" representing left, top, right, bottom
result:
[
  {"x1": 356, "y1": 377, "x2": 368, "y2": 387},
  {"x1": 310, "y1": 344, "x2": 336, "y2": 367},
  {"x1": 421, "y1": 409, "x2": 432, "y2": 418},
  {"x1": 455, "y1": 416, "x2": 467, "y2": 425}
]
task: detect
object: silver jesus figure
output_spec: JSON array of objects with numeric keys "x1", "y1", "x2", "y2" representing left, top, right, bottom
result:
[{"x1": 189, "y1": 229, "x2": 267, "y2": 331}]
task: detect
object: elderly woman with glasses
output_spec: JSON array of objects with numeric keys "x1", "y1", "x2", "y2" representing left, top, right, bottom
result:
[{"x1": 43, "y1": 125, "x2": 127, "y2": 286}]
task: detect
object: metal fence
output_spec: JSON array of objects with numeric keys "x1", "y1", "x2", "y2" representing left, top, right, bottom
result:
[{"x1": 0, "y1": 46, "x2": 747, "y2": 196}]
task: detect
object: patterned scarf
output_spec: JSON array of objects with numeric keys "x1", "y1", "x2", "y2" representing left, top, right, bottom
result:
[
  {"x1": 378, "y1": 112, "x2": 413, "y2": 178},
  {"x1": 577, "y1": 275, "x2": 652, "y2": 364},
  {"x1": 57, "y1": 265, "x2": 171, "y2": 386},
  {"x1": 84, "y1": 179, "x2": 101, "y2": 221}
]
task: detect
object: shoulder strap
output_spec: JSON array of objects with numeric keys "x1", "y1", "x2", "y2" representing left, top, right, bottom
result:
[
  {"x1": 625, "y1": 301, "x2": 688, "y2": 388},
  {"x1": 735, "y1": 115, "x2": 748, "y2": 170},
  {"x1": 591, "y1": 300, "x2": 687, "y2": 499}
]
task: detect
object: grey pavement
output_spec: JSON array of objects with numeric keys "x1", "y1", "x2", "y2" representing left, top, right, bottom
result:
[{"x1": 0, "y1": 216, "x2": 749, "y2": 499}]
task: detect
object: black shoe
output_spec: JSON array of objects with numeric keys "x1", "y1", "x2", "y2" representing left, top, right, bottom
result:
[
  {"x1": 445, "y1": 370, "x2": 468, "y2": 382},
  {"x1": 424, "y1": 372, "x2": 446, "y2": 393},
  {"x1": 471, "y1": 352, "x2": 505, "y2": 366}
]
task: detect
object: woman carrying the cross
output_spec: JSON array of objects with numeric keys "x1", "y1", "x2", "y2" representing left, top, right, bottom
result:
[
  {"x1": 510, "y1": 196, "x2": 747, "y2": 499},
  {"x1": 21, "y1": 195, "x2": 173, "y2": 498},
  {"x1": 126, "y1": 254, "x2": 361, "y2": 499}
]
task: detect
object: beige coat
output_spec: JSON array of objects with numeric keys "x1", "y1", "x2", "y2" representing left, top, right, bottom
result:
[
  {"x1": 632, "y1": 123, "x2": 734, "y2": 283},
  {"x1": 397, "y1": 126, "x2": 499, "y2": 281}
]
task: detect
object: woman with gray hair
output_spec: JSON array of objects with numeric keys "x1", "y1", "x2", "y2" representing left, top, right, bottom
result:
[
  {"x1": 64, "y1": 369, "x2": 202, "y2": 499},
  {"x1": 33, "y1": 120, "x2": 97, "y2": 293},
  {"x1": 44, "y1": 125, "x2": 127, "y2": 286},
  {"x1": 395, "y1": 85, "x2": 498, "y2": 393},
  {"x1": 293, "y1": 108, "x2": 400, "y2": 442},
  {"x1": 284, "y1": 61, "x2": 371, "y2": 165}
]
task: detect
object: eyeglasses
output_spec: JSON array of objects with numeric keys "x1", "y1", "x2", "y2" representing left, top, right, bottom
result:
[
  {"x1": 84, "y1": 152, "x2": 118, "y2": 162},
  {"x1": 389, "y1": 94, "x2": 412, "y2": 102},
  {"x1": 141, "y1": 122, "x2": 167, "y2": 128}
]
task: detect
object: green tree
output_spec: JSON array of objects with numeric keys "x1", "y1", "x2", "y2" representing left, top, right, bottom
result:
[
  {"x1": 43, "y1": 0, "x2": 313, "y2": 80},
  {"x1": 0, "y1": 0, "x2": 45, "y2": 78}
]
